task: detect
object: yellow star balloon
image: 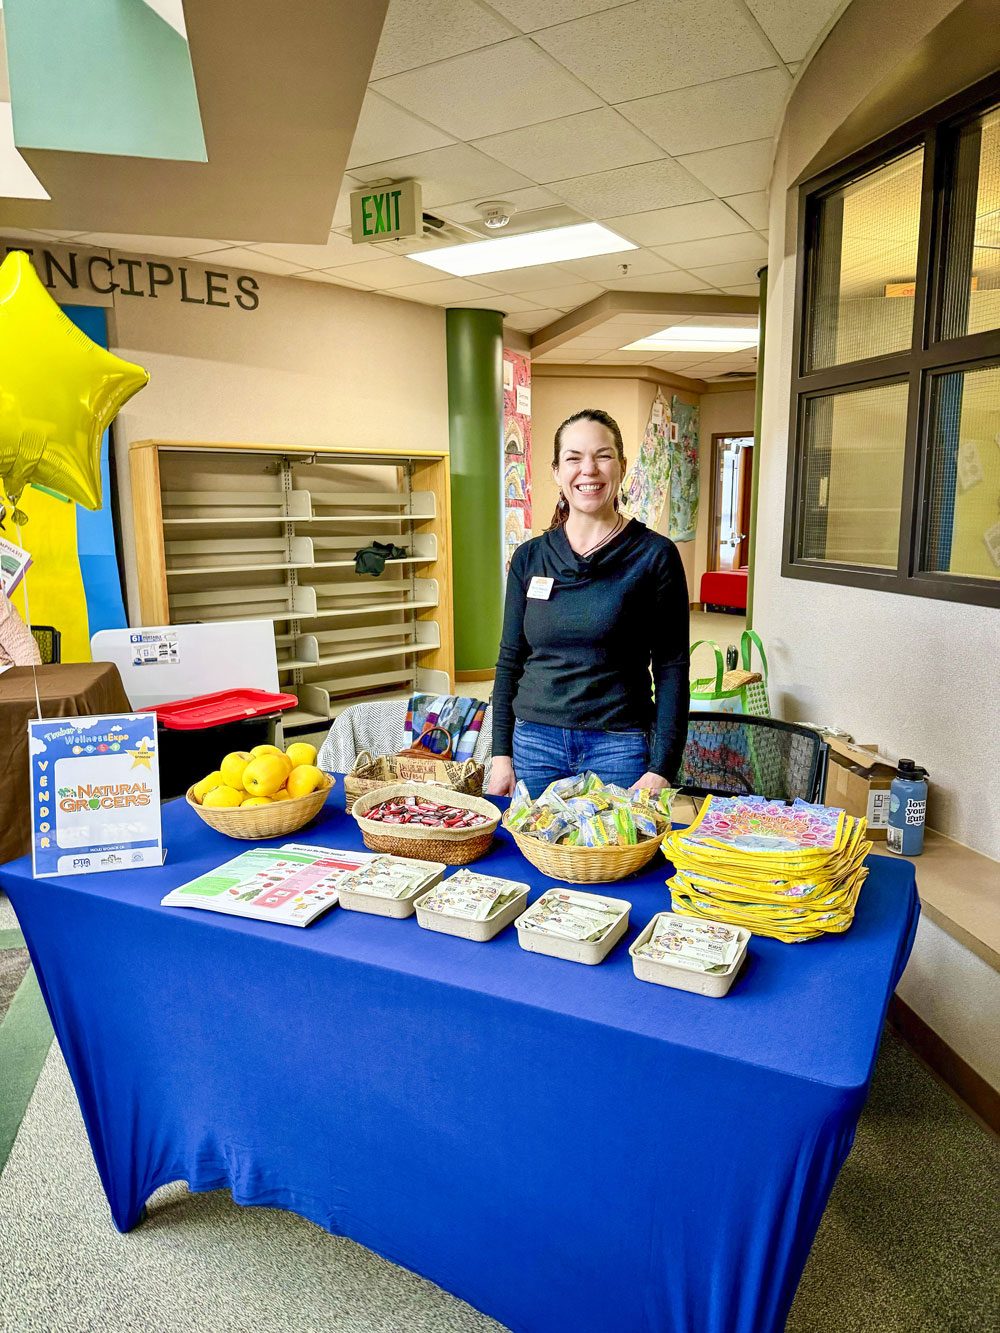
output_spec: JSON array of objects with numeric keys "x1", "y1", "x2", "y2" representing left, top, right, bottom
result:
[{"x1": 0, "y1": 251, "x2": 149, "y2": 522}]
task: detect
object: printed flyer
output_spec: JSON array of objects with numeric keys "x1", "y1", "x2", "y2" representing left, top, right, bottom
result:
[{"x1": 29, "y1": 713, "x2": 162, "y2": 878}]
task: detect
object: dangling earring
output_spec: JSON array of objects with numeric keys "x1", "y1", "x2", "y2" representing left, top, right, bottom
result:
[{"x1": 557, "y1": 491, "x2": 569, "y2": 513}]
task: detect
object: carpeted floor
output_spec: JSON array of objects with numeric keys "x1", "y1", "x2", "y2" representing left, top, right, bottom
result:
[{"x1": 0, "y1": 904, "x2": 997, "y2": 1333}]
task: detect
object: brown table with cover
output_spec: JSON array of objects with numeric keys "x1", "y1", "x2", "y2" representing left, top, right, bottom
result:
[{"x1": 0, "y1": 662, "x2": 131, "y2": 866}]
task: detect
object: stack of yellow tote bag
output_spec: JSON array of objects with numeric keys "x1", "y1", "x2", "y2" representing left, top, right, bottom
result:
[{"x1": 664, "y1": 795, "x2": 871, "y2": 943}]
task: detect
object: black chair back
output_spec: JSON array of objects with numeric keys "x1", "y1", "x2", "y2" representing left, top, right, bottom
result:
[
  {"x1": 30, "y1": 625, "x2": 61, "y2": 664},
  {"x1": 681, "y1": 712, "x2": 828, "y2": 803}
]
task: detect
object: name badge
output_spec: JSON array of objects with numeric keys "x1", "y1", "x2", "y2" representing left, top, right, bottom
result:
[{"x1": 527, "y1": 576, "x2": 554, "y2": 600}]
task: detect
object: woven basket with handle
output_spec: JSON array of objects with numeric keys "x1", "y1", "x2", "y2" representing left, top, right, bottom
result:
[
  {"x1": 343, "y1": 752, "x2": 484, "y2": 812},
  {"x1": 502, "y1": 811, "x2": 666, "y2": 883},
  {"x1": 186, "y1": 776, "x2": 334, "y2": 841},
  {"x1": 351, "y1": 783, "x2": 500, "y2": 864}
]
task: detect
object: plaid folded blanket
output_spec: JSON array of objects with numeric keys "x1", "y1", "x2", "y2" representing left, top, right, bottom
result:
[{"x1": 405, "y1": 693, "x2": 487, "y2": 763}]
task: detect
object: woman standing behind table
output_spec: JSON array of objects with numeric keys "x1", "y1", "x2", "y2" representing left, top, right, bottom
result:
[{"x1": 487, "y1": 408, "x2": 689, "y2": 799}]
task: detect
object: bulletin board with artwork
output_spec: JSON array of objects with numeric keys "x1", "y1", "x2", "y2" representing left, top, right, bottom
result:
[{"x1": 502, "y1": 351, "x2": 532, "y2": 578}]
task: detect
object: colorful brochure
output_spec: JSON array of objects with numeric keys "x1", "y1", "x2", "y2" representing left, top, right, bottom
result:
[{"x1": 161, "y1": 846, "x2": 371, "y2": 927}]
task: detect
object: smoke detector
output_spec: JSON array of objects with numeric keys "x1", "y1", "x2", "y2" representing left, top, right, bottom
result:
[{"x1": 477, "y1": 200, "x2": 515, "y2": 230}]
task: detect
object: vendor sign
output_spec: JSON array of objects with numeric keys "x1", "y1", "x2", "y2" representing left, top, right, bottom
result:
[{"x1": 29, "y1": 713, "x2": 162, "y2": 878}]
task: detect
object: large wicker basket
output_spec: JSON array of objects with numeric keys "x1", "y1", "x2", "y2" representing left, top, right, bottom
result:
[
  {"x1": 351, "y1": 783, "x2": 500, "y2": 864},
  {"x1": 502, "y1": 812, "x2": 666, "y2": 883},
  {"x1": 343, "y1": 751, "x2": 484, "y2": 812},
  {"x1": 186, "y1": 777, "x2": 334, "y2": 840}
]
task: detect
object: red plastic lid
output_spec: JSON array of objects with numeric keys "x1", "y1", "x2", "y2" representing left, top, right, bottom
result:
[{"x1": 139, "y1": 688, "x2": 299, "y2": 730}]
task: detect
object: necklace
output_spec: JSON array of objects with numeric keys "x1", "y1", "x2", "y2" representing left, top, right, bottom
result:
[{"x1": 576, "y1": 514, "x2": 624, "y2": 558}]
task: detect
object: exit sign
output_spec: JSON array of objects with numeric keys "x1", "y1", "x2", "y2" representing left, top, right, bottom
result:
[{"x1": 350, "y1": 181, "x2": 423, "y2": 243}]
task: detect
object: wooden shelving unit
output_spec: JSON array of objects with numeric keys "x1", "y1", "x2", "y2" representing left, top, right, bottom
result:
[{"x1": 126, "y1": 440, "x2": 454, "y2": 735}]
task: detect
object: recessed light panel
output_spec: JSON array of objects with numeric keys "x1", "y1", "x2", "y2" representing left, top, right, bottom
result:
[
  {"x1": 620, "y1": 324, "x2": 759, "y2": 352},
  {"x1": 409, "y1": 222, "x2": 635, "y2": 276}
]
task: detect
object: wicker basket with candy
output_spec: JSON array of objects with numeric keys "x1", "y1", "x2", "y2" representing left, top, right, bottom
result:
[
  {"x1": 351, "y1": 783, "x2": 501, "y2": 864},
  {"x1": 502, "y1": 772, "x2": 675, "y2": 884}
]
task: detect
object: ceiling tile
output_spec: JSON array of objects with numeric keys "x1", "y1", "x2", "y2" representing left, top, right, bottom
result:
[
  {"x1": 532, "y1": 349, "x2": 595, "y2": 362},
  {"x1": 723, "y1": 190, "x2": 769, "y2": 230},
  {"x1": 72, "y1": 233, "x2": 233, "y2": 257},
  {"x1": 323, "y1": 255, "x2": 441, "y2": 288},
  {"x1": 559, "y1": 246, "x2": 673, "y2": 281},
  {"x1": 652, "y1": 231, "x2": 768, "y2": 269},
  {"x1": 192, "y1": 247, "x2": 307, "y2": 276},
  {"x1": 388, "y1": 277, "x2": 496, "y2": 303},
  {"x1": 437, "y1": 186, "x2": 561, "y2": 223},
  {"x1": 553, "y1": 158, "x2": 709, "y2": 218},
  {"x1": 372, "y1": 38, "x2": 601, "y2": 140},
  {"x1": 602, "y1": 270, "x2": 712, "y2": 293},
  {"x1": 449, "y1": 292, "x2": 541, "y2": 313},
  {"x1": 347, "y1": 92, "x2": 454, "y2": 169},
  {"x1": 488, "y1": 0, "x2": 635, "y2": 30},
  {"x1": 370, "y1": 0, "x2": 517, "y2": 79},
  {"x1": 686, "y1": 260, "x2": 764, "y2": 287},
  {"x1": 294, "y1": 271, "x2": 370, "y2": 289},
  {"x1": 533, "y1": 0, "x2": 777, "y2": 102},
  {"x1": 519, "y1": 281, "x2": 605, "y2": 310},
  {"x1": 331, "y1": 178, "x2": 361, "y2": 229},
  {"x1": 477, "y1": 263, "x2": 589, "y2": 293},
  {"x1": 603, "y1": 198, "x2": 751, "y2": 246},
  {"x1": 744, "y1": 0, "x2": 839, "y2": 63},
  {"x1": 718, "y1": 283, "x2": 763, "y2": 296},
  {"x1": 250, "y1": 233, "x2": 365, "y2": 268},
  {"x1": 472, "y1": 107, "x2": 663, "y2": 184},
  {"x1": 350, "y1": 144, "x2": 534, "y2": 208},
  {"x1": 617, "y1": 67, "x2": 790, "y2": 156},
  {"x1": 677, "y1": 138, "x2": 774, "y2": 196},
  {"x1": 504, "y1": 307, "x2": 566, "y2": 331}
]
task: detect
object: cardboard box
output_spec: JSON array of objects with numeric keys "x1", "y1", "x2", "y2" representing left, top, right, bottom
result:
[{"x1": 824, "y1": 738, "x2": 895, "y2": 838}]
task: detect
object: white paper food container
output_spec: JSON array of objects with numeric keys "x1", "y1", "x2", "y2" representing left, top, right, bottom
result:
[
  {"x1": 515, "y1": 891, "x2": 631, "y2": 965},
  {"x1": 629, "y1": 912, "x2": 750, "y2": 997},
  {"x1": 337, "y1": 859, "x2": 446, "y2": 919},
  {"x1": 413, "y1": 881, "x2": 530, "y2": 941}
]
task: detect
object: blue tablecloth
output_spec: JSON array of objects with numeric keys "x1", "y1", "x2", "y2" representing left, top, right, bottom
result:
[{"x1": 0, "y1": 786, "x2": 918, "y2": 1333}]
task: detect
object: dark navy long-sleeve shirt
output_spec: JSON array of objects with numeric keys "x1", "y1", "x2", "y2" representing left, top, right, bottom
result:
[{"x1": 492, "y1": 520, "x2": 690, "y2": 780}]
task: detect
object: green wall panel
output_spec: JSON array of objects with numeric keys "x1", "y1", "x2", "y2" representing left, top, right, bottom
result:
[{"x1": 5, "y1": 0, "x2": 207, "y2": 161}]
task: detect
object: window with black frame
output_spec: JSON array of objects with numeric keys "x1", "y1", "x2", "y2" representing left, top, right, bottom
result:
[{"x1": 785, "y1": 78, "x2": 1000, "y2": 608}]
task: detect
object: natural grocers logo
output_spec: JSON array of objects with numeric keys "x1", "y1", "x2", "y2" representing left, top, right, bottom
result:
[{"x1": 57, "y1": 782, "x2": 153, "y2": 812}]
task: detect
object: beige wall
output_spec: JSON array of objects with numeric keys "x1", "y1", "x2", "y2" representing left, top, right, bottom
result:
[
  {"x1": 531, "y1": 373, "x2": 703, "y2": 598},
  {"x1": 1, "y1": 238, "x2": 450, "y2": 620},
  {"x1": 758, "y1": 0, "x2": 1000, "y2": 1085}
]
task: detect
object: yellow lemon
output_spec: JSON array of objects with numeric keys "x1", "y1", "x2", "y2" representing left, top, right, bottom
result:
[
  {"x1": 285, "y1": 764, "x2": 326, "y2": 799},
  {"x1": 203, "y1": 785, "x2": 245, "y2": 809},
  {"x1": 285, "y1": 742, "x2": 317, "y2": 769},
  {"x1": 243, "y1": 753, "x2": 290, "y2": 798},
  {"x1": 269, "y1": 787, "x2": 291, "y2": 801},
  {"x1": 192, "y1": 770, "x2": 224, "y2": 804},
  {"x1": 220, "y1": 751, "x2": 252, "y2": 791},
  {"x1": 241, "y1": 796, "x2": 273, "y2": 807}
]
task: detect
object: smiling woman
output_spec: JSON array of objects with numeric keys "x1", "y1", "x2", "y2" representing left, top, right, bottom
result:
[{"x1": 488, "y1": 409, "x2": 690, "y2": 799}]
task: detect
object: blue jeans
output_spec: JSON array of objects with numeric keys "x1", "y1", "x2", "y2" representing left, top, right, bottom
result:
[{"x1": 511, "y1": 719, "x2": 650, "y2": 799}]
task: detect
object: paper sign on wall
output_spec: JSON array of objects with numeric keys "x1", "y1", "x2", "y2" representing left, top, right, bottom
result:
[
  {"x1": 29, "y1": 713, "x2": 162, "y2": 878},
  {"x1": 516, "y1": 384, "x2": 531, "y2": 415}
]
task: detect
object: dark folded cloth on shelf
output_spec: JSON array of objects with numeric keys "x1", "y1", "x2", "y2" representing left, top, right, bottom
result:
[{"x1": 354, "y1": 540, "x2": 407, "y2": 576}]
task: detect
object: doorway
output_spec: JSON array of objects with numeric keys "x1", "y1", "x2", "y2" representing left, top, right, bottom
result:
[{"x1": 710, "y1": 433, "x2": 754, "y2": 571}]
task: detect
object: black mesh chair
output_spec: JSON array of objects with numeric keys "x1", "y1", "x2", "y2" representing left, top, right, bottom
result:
[
  {"x1": 680, "y1": 712, "x2": 828, "y2": 803},
  {"x1": 30, "y1": 626, "x2": 61, "y2": 664}
]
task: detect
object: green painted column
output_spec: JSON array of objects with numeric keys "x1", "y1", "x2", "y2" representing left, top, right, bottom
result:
[
  {"x1": 746, "y1": 265, "x2": 767, "y2": 631},
  {"x1": 446, "y1": 308, "x2": 504, "y2": 674}
]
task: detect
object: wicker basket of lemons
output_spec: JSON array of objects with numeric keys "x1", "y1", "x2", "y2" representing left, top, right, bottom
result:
[{"x1": 187, "y1": 742, "x2": 334, "y2": 839}]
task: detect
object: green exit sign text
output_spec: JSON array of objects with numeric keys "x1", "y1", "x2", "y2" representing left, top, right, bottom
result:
[{"x1": 350, "y1": 180, "x2": 422, "y2": 244}]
